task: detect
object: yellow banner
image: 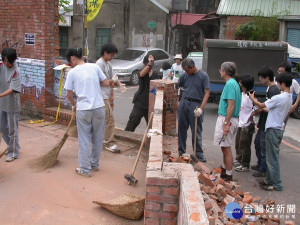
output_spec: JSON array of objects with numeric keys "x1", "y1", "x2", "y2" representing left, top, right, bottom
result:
[{"x1": 87, "y1": 0, "x2": 104, "y2": 22}]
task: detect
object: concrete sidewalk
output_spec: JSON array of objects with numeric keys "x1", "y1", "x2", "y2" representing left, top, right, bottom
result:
[{"x1": 0, "y1": 120, "x2": 147, "y2": 225}]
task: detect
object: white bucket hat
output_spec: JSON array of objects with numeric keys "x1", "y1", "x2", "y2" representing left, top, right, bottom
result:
[{"x1": 174, "y1": 54, "x2": 183, "y2": 60}]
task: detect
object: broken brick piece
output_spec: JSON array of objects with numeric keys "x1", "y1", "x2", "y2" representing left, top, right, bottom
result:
[
  {"x1": 213, "y1": 168, "x2": 222, "y2": 174},
  {"x1": 198, "y1": 173, "x2": 214, "y2": 188},
  {"x1": 243, "y1": 194, "x2": 253, "y2": 204},
  {"x1": 285, "y1": 221, "x2": 295, "y2": 225}
]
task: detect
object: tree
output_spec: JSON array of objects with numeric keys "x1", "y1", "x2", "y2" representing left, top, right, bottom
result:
[
  {"x1": 59, "y1": 0, "x2": 72, "y2": 23},
  {"x1": 235, "y1": 2, "x2": 290, "y2": 41}
]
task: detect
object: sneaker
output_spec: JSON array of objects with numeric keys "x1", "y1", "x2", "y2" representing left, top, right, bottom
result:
[
  {"x1": 105, "y1": 144, "x2": 121, "y2": 153},
  {"x1": 260, "y1": 184, "x2": 275, "y2": 191},
  {"x1": 6, "y1": 156, "x2": 16, "y2": 162},
  {"x1": 252, "y1": 171, "x2": 266, "y2": 177},
  {"x1": 233, "y1": 160, "x2": 241, "y2": 166},
  {"x1": 75, "y1": 168, "x2": 92, "y2": 177},
  {"x1": 91, "y1": 166, "x2": 99, "y2": 171},
  {"x1": 235, "y1": 166, "x2": 249, "y2": 172},
  {"x1": 251, "y1": 165, "x2": 259, "y2": 171},
  {"x1": 258, "y1": 179, "x2": 269, "y2": 186},
  {"x1": 223, "y1": 174, "x2": 233, "y2": 182},
  {"x1": 4, "y1": 148, "x2": 8, "y2": 155},
  {"x1": 198, "y1": 155, "x2": 206, "y2": 163}
]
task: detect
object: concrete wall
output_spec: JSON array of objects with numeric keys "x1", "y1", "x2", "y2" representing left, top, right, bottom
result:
[
  {"x1": 70, "y1": 0, "x2": 169, "y2": 62},
  {"x1": 0, "y1": 0, "x2": 59, "y2": 117}
]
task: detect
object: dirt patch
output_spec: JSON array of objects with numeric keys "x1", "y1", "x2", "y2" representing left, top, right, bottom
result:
[{"x1": 0, "y1": 121, "x2": 147, "y2": 225}]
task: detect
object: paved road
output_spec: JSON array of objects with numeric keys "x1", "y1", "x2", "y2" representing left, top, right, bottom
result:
[{"x1": 113, "y1": 85, "x2": 300, "y2": 223}]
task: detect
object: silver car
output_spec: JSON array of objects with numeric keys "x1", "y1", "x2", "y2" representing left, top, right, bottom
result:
[{"x1": 110, "y1": 47, "x2": 174, "y2": 85}]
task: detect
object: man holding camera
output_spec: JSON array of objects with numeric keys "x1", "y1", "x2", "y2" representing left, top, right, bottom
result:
[{"x1": 125, "y1": 55, "x2": 160, "y2": 132}]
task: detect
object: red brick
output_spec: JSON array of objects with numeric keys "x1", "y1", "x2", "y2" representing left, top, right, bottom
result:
[
  {"x1": 144, "y1": 218, "x2": 159, "y2": 225},
  {"x1": 145, "y1": 202, "x2": 161, "y2": 211},
  {"x1": 146, "y1": 177, "x2": 178, "y2": 186},
  {"x1": 198, "y1": 173, "x2": 214, "y2": 188},
  {"x1": 144, "y1": 210, "x2": 176, "y2": 219},
  {"x1": 147, "y1": 186, "x2": 161, "y2": 194},
  {"x1": 146, "y1": 193, "x2": 178, "y2": 204},
  {"x1": 161, "y1": 220, "x2": 176, "y2": 225},
  {"x1": 243, "y1": 194, "x2": 253, "y2": 204},
  {"x1": 163, "y1": 203, "x2": 178, "y2": 212},
  {"x1": 163, "y1": 187, "x2": 179, "y2": 196}
]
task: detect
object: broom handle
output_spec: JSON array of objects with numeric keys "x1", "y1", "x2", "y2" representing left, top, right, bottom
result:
[
  {"x1": 65, "y1": 111, "x2": 76, "y2": 135},
  {"x1": 194, "y1": 116, "x2": 197, "y2": 156},
  {"x1": 131, "y1": 112, "x2": 154, "y2": 176}
]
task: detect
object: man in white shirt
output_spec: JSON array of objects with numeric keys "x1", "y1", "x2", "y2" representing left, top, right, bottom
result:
[
  {"x1": 64, "y1": 48, "x2": 109, "y2": 177},
  {"x1": 96, "y1": 43, "x2": 126, "y2": 153}
]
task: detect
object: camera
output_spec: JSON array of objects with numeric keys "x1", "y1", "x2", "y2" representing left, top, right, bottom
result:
[{"x1": 247, "y1": 89, "x2": 254, "y2": 96}]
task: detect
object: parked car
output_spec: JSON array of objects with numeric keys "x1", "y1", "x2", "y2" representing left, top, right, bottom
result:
[
  {"x1": 187, "y1": 52, "x2": 203, "y2": 70},
  {"x1": 110, "y1": 47, "x2": 174, "y2": 85}
]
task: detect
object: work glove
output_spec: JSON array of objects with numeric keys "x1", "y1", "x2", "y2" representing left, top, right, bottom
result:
[
  {"x1": 120, "y1": 83, "x2": 126, "y2": 93},
  {"x1": 72, "y1": 104, "x2": 76, "y2": 112},
  {"x1": 194, "y1": 107, "x2": 202, "y2": 118},
  {"x1": 112, "y1": 75, "x2": 118, "y2": 83}
]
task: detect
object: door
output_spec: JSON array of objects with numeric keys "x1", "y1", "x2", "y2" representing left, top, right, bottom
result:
[{"x1": 95, "y1": 28, "x2": 111, "y2": 59}]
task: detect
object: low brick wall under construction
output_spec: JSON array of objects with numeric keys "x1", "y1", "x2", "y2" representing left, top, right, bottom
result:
[{"x1": 144, "y1": 80, "x2": 208, "y2": 225}]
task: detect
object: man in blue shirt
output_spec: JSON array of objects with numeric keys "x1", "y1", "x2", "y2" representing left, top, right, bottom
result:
[{"x1": 177, "y1": 58, "x2": 210, "y2": 162}]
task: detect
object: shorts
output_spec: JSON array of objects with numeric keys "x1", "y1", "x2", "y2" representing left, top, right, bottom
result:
[{"x1": 213, "y1": 115, "x2": 239, "y2": 147}]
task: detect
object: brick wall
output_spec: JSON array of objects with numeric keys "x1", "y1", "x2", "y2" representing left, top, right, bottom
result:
[
  {"x1": 145, "y1": 80, "x2": 208, "y2": 225},
  {"x1": 0, "y1": 0, "x2": 59, "y2": 117},
  {"x1": 225, "y1": 16, "x2": 252, "y2": 40},
  {"x1": 149, "y1": 80, "x2": 178, "y2": 135}
]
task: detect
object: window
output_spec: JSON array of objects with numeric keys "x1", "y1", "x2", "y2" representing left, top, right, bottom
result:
[
  {"x1": 59, "y1": 27, "x2": 68, "y2": 58},
  {"x1": 155, "y1": 50, "x2": 169, "y2": 60},
  {"x1": 96, "y1": 28, "x2": 111, "y2": 59}
]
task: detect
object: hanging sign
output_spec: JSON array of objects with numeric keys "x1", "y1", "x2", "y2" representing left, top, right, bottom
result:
[{"x1": 87, "y1": 0, "x2": 104, "y2": 22}]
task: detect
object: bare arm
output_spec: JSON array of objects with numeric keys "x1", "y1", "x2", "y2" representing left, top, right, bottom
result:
[
  {"x1": 249, "y1": 92, "x2": 266, "y2": 109},
  {"x1": 289, "y1": 93, "x2": 300, "y2": 114},
  {"x1": 223, "y1": 99, "x2": 235, "y2": 136},
  {"x1": 67, "y1": 90, "x2": 76, "y2": 106},
  {"x1": 100, "y1": 79, "x2": 109, "y2": 87},
  {"x1": 200, "y1": 89, "x2": 210, "y2": 110},
  {"x1": 0, "y1": 88, "x2": 13, "y2": 98},
  {"x1": 140, "y1": 55, "x2": 154, "y2": 78}
]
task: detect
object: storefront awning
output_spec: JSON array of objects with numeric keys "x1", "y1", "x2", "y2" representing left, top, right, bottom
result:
[{"x1": 171, "y1": 12, "x2": 219, "y2": 27}]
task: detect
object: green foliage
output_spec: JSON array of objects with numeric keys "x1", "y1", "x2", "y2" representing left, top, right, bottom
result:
[
  {"x1": 59, "y1": 0, "x2": 72, "y2": 23},
  {"x1": 235, "y1": 2, "x2": 290, "y2": 41}
]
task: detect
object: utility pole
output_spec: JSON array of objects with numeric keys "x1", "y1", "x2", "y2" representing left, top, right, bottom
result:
[{"x1": 83, "y1": 0, "x2": 88, "y2": 57}]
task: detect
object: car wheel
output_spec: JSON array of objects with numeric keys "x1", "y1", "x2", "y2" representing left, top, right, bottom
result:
[
  {"x1": 130, "y1": 71, "x2": 139, "y2": 85},
  {"x1": 292, "y1": 101, "x2": 300, "y2": 119}
]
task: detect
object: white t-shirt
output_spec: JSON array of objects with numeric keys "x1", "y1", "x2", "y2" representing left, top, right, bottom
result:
[
  {"x1": 265, "y1": 92, "x2": 293, "y2": 130},
  {"x1": 239, "y1": 92, "x2": 257, "y2": 128},
  {"x1": 96, "y1": 58, "x2": 114, "y2": 99},
  {"x1": 171, "y1": 63, "x2": 183, "y2": 82},
  {"x1": 64, "y1": 63, "x2": 106, "y2": 110},
  {"x1": 290, "y1": 79, "x2": 300, "y2": 95}
]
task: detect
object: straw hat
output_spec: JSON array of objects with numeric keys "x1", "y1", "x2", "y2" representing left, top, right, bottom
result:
[{"x1": 174, "y1": 54, "x2": 183, "y2": 60}]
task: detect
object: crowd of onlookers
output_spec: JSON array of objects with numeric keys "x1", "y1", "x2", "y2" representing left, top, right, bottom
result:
[{"x1": 1, "y1": 45, "x2": 299, "y2": 191}]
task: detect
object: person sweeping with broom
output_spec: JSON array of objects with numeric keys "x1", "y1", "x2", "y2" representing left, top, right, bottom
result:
[
  {"x1": 64, "y1": 48, "x2": 109, "y2": 177},
  {"x1": 0, "y1": 47, "x2": 21, "y2": 162}
]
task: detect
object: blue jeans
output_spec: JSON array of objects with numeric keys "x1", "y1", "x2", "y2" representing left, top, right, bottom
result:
[
  {"x1": 0, "y1": 111, "x2": 20, "y2": 158},
  {"x1": 178, "y1": 99, "x2": 204, "y2": 158},
  {"x1": 254, "y1": 129, "x2": 266, "y2": 173},
  {"x1": 76, "y1": 107, "x2": 105, "y2": 174},
  {"x1": 265, "y1": 128, "x2": 284, "y2": 191}
]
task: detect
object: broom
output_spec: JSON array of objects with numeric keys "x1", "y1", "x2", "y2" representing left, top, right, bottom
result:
[
  {"x1": 29, "y1": 111, "x2": 76, "y2": 170},
  {"x1": 0, "y1": 133, "x2": 7, "y2": 159}
]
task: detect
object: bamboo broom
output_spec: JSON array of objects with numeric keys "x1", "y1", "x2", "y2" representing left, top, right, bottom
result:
[{"x1": 29, "y1": 111, "x2": 76, "y2": 170}]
